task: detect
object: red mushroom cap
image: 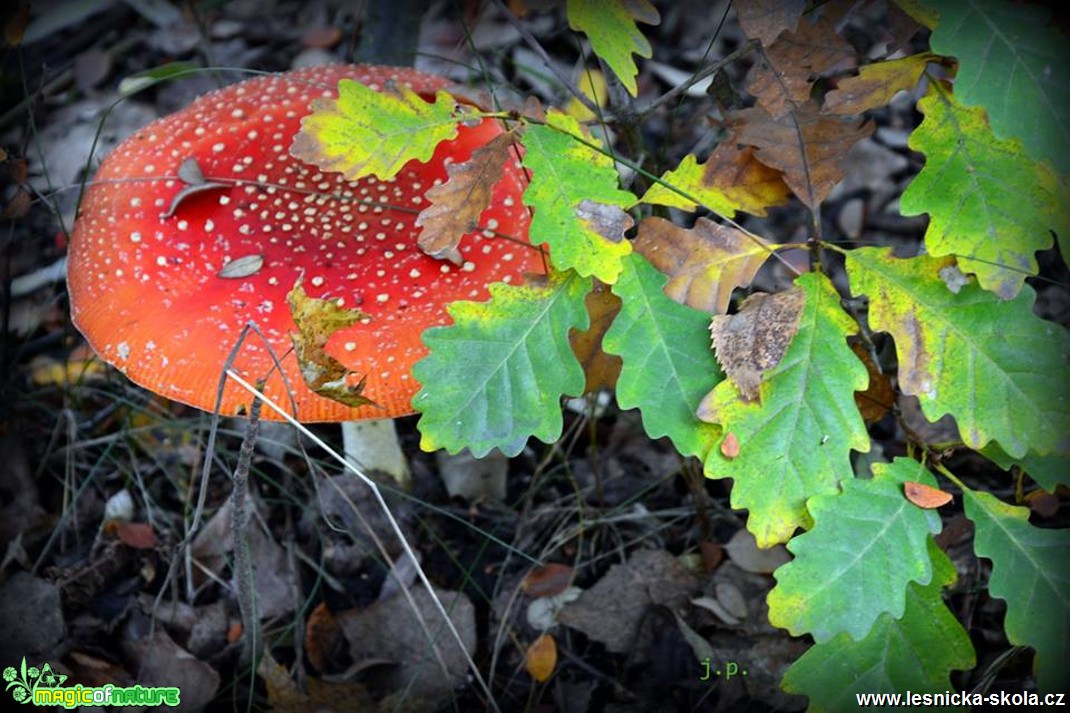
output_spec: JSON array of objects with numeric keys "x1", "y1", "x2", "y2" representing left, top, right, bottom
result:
[{"x1": 68, "y1": 65, "x2": 541, "y2": 421}]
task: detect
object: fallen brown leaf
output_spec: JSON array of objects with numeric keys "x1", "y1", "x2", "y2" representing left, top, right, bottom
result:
[
  {"x1": 729, "y1": 102, "x2": 874, "y2": 210},
  {"x1": 736, "y1": 0, "x2": 805, "y2": 46},
  {"x1": 747, "y1": 17, "x2": 855, "y2": 118},
  {"x1": 825, "y1": 53, "x2": 934, "y2": 115},
  {"x1": 521, "y1": 563, "x2": 575, "y2": 598}
]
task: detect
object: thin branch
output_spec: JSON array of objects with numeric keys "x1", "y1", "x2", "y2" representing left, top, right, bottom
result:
[
  {"x1": 616, "y1": 39, "x2": 760, "y2": 123},
  {"x1": 495, "y1": 0, "x2": 602, "y2": 118}
]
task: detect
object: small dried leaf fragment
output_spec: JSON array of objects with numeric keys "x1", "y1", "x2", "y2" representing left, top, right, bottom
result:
[
  {"x1": 824, "y1": 53, "x2": 934, "y2": 115},
  {"x1": 116, "y1": 522, "x2": 156, "y2": 549},
  {"x1": 525, "y1": 633, "x2": 558, "y2": 682},
  {"x1": 720, "y1": 432, "x2": 741, "y2": 459},
  {"x1": 415, "y1": 131, "x2": 515, "y2": 265},
  {"x1": 522, "y1": 563, "x2": 575, "y2": 598},
  {"x1": 851, "y1": 342, "x2": 894, "y2": 423},
  {"x1": 217, "y1": 254, "x2": 264, "y2": 279},
  {"x1": 305, "y1": 601, "x2": 344, "y2": 673},
  {"x1": 746, "y1": 17, "x2": 855, "y2": 118},
  {"x1": 905, "y1": 481, "x2": 953, "y2": 509},
  {"x1": 710, "y1": 286, "x2": 806, "y2": 402},
  {"x1": 287, "y1": 282, "x2": 378, "y2": 409},
  {"x1": 634, "y1": 216, "x2": 772, "y2": 315},
  {"x1": 736, "y1": 0, "x2": 805, "y2": 46},
  {"x1": 640, "y1": 144, "x2": 791, "y2": 217},
  {"x1": 259, "y1": 647, "x2": 374, "y2": 713},
  {"x1": 730, "y1": 102, "x2": 874, "y2": 209}
]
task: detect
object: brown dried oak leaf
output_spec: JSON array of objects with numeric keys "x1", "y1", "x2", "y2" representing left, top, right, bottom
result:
[
  {"x1": 824, "y1": 53, "x2": 934, "y2": 116},
  {"x1": 729, "y1": 101, "x2": 874, "y2": 210},
  {"x1": 736, "y1": 0, "x2": 806, "y2": 47},
  {"x1": 415, "y1": 131, "x2": 516, "y2": 265},
  {"x1": 634, "y1": 216, "x2": 773, "y2": 315},
  {"x1": 746, "y1": 16, "x2": 854, "y2": 118}
]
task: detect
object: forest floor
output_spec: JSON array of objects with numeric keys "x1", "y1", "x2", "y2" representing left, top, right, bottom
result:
[{"x1": 1, "y1": 1, "x2": 1066, "y2": 711}]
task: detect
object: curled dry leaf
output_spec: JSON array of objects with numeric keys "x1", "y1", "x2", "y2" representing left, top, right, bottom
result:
[
  {"x1": 162, "y1": 157, "x2": 229, "y2": 219},
  {"x1": 1024, "y1": 490, "x2": 1059, "y2": 519},
  {"x1": 305, "y1": 601, "x2": 345, "y2": 673},
  {"x1": 904, "y1": 481, "x2": 953, "y2": 509},
  {"x1": 634, "y1": 216, "x2": 772, "y2": 315},
  {"x1": 699, "y1": 540, "x2": 725, "y2": 572},
  {"x1": 710, "y1": 285, "x2": 806, "y2": 402},
  {"x1": 415, "y1": 131, "x2": 516, "y2": 265},
  {"x1": 287, "y1": 282, "x2": 379, "y2": 409},
  {"x1": 525, "y1": 633, "x2": 557, "y2": 682}
]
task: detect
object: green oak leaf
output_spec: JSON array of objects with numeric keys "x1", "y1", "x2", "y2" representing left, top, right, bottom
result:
[
  {"x1": 566, "y1": 0, "x2": 660, "y2": 96},
  {"x1": 412, "y1": 270, "x2": 588, "y2": 457},
  {"x1": 846, "y1": 248, "x2": 1070, "y2": 458},
  {"x1": 699, "y1": 271, "x2": 870, "y2": 547},
  {"x1": 522, "y1": 111, "x2": 636, "y2": 283},
  {"x1": 291, "y1": 80, "x2": 471, "y2": 181},
  {"x1": 782, "y1": 539, "x2": 975, "y2": 710},
  {"x1": 602, "y1": 253, "x2": 722, "y2": 460},
  {"x1": 979, "y1": 442, "x2": 1069, "y2": 492},
  {"x1": 920, "y1": 0, "x2": 1070, "y2": 174},
  {"x1": 899, "y1": 87, "x2": 1068, "y2": 299},
  {"x1": 768, "y1": 458, "x2": 944, "y2": 642},
  {"x1": 964, "y1": 488, "x2": 1070, "y2": 693}
]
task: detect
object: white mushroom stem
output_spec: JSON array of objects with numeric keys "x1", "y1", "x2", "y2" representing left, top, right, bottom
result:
[{"x1": 342, "y1": 418, "x2": 411, "y2": 491}]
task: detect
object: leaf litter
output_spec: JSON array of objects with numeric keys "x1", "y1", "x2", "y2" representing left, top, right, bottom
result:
[{"x1": 6, "y1": 1, "x2": 1067, "y2": 710}]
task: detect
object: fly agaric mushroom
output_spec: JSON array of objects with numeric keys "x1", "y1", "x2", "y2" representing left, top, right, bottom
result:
[{"x1": 68, "y1": 65, "x2": 542, "y2": 479}]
